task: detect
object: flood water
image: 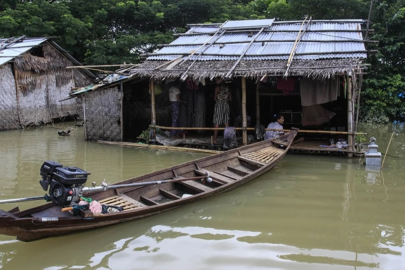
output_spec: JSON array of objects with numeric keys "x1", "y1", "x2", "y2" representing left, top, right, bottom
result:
[{"x1": 0, "y1": 122, "x2": 404, "y2": 270}]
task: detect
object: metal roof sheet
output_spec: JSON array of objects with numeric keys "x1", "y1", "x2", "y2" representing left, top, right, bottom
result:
[
  {"x1": 0, "y1": 57, "x2": 13, "y2": 66},
  {"x1": 221, "y1": 19, "x2": 274, "y2": 29},
  {"x1": 0, "y1": 37, "x2": 48, "y2": 66},
  {"x1": 171, "y1": 30, "x2": 363, "y2": 46},
  {"x1": 186, "y1": 27, "x2": 220, "y2": 34},
  {"x1": 0, "y1": 37, "x2": 96, "y2": 79}
]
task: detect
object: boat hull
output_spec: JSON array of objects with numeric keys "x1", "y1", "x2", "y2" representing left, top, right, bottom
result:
[{"x1": 0, "y1": 129, "x2": 297, "y2": 241}]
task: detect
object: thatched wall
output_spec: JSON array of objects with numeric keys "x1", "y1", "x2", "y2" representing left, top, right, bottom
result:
[
  {"x1": 84, "y1": 87, "x2": 122, "y2": 141},
  {"x1": 0, "y1": 64, "x2": 19, "y2": 130},
  {"x1": 130, "y1": 59, "x2": 363, "y2": 81},
  {"x1": 1, "y1": 42, "x2": 93, "y2": 129}
]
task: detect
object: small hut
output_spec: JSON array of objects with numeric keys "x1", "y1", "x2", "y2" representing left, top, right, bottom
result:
[
  {"x1": 0, "y1": 36, "x2": 96, "y2": 130},
  {"x1": 73, "y1": 19, "x2": 374, "y2": 156}
]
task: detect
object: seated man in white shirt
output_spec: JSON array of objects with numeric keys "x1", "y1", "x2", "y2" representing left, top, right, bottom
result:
[{"x1": 264, "y1": 114, "x2": 285, "y2": 140}]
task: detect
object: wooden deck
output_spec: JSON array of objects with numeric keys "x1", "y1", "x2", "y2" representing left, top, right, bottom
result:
[{"x1": 288, "y1": 140, "x2": 360, "y2": 154}]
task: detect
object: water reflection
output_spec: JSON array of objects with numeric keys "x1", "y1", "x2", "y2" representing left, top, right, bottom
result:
[{"x1": 0, "y1": 123, "x2": 405, "y2": 269}]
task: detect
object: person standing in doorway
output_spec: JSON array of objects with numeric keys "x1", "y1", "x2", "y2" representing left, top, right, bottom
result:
[
  {"x1": 168, "y1": 79, "x2": 182, "y2": 137},
  {"x1": 264, "y1": 114, "x2": 284, "y2": 140},
  {"x1": 213, "y1": 77, "x2": 231, "y2": 144}
]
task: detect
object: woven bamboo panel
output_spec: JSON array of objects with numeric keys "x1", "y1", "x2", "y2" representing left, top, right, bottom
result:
[
  {"x1": 242, "y1": 146, "x2": 284, "y2": 164},
  {"x1": 0, "y1": 65, "x2": 19, "y2": 130},
  {"x1": 98, "y1": 196, "x2": 138, "y2": 211},
  {"x1": 85, "y1": 87, "x2": 122, "y2": 141}
]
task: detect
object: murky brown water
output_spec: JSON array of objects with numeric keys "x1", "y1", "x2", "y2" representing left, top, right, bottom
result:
[{"x1": 0, "y1": 122, "x2": 404, "y2": 270}]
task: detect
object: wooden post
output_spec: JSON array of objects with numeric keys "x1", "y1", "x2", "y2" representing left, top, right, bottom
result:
[
  {"x1": 241, "y1": 77, "x2": 247, "y2": 145},
  {"x1": 150, "y1": 79, "x2": 156, "y2": 141},
  {"x1": 256, "y1": 80, "x2": 260, "y2": 126},
  {"x1": 120, "y1": 83, "x2": 124, "y2": 141},
  {"x1": 347, "y1": 76, "x2": 354, "y2": 157}
]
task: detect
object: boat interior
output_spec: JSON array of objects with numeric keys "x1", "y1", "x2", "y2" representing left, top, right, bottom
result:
[{"x1": 13, "y1": 134, "x2": 293, "y2": 220}]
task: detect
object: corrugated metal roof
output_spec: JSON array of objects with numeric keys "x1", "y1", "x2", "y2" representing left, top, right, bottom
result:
[{"x1": 149, "y1": 19, "x2": 367, "y2": 61}]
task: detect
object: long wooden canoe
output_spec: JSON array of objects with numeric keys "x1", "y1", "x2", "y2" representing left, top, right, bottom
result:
[{"x1": 0, "y1": 129, "x2": 297, "y2": 241}]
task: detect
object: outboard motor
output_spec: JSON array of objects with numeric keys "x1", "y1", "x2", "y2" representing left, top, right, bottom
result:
[{"x1": 39, "y1": 161, "x2": 90, "y2": 206}]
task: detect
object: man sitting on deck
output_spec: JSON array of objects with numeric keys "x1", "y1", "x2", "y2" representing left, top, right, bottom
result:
[{"x1": 264, "y1": 114, "x2": 284, "y2": 140}]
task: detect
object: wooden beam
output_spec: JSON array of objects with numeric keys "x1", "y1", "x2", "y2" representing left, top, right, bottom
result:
[
  {"x1": 146, "y1": 50, "x2": 376, "y2": 57},
  {"x1": 66, "y1": 64, "x2": 137, "y2": 68},
  {"x1": 151, "y1": 125, "x2": 367, "y2": 135}
]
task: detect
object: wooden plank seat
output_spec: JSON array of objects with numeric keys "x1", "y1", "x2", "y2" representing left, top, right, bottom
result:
[
  {"x1": 176, "y1": 176, "x2": 213, "y2": 193},
  {"x1": 240, "y1": 146, "x2": 284, "y2": 165},
  {"x1": 194, "y1": 169, "x2": 233, "y2": 184},
  {"x1": 214, "y1": 170, "x2": 241, "y2": 180},
  {"x1": 227, "y1": 166, "x2": 249, "y2": 176}
]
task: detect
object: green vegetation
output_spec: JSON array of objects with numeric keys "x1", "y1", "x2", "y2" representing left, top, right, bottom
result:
[{"x1": 0, "y1": 0, "x2": 404, "y2": 122}]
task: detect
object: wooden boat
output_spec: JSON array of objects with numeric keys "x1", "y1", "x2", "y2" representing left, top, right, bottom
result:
[{"x1": 0, "y1": 129, "x2": 297, "y2": 241}]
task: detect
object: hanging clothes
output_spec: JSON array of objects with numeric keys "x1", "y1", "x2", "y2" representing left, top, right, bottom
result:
[
  {"x1": 300, "y1": 77, "x2": 339, "y2": 106},
  {"x1": 301, "y1": 104, "x2": 336, "y2": 126},
  {"x1": 277, "y1": 77, "x2": 296, "y2": 95},
  {"x1": 213, "y1": 85, "x2": 230, "y2": 126}
]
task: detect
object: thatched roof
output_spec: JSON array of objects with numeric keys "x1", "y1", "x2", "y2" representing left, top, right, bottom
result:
[{"x1": 130, "y1": 19, "x2": 372, "y2": 80}]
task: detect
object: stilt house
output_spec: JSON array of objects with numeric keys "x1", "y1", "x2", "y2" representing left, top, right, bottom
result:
[
  {"x1": 72, "y1": 19, "x2": 374, "y2": 155},
  {"x1": 0, "y1": 36, "x2": 96, "y2": 130}
]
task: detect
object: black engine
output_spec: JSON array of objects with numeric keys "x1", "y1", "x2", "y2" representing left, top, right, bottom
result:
[{"x1": 39, "y1": 161, "x2": 90, "y2": 206}]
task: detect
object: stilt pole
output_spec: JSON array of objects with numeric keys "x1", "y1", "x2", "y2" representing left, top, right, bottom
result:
[
  {"x1": 150, "y1": 79, "x2": 156, "y2": 142},
  {"x1": 347, "y1": 76, "x2": 354, "y2": 157},
  {"x1": 242, "y1": 77, "x2": 247, "y2": 145}
]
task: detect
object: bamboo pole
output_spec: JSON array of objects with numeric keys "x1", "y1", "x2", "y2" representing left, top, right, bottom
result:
[
  {"x1": 83, "y1": 96, "x2": 87, "y2": 140},
  {"x1": 347, "y1": 76, "x2": 354, "y2": 157},
  {"x1": 97, "y1": 141, "x2": 221, "y2": 154},
  {"x1": 381, "y1": 132, "x2": 395, "y2": 170},
  {"x1": 151, "y1": 125, "x2": 366, "y2": 134},
  {"x1": 13, "y1": 65, "x2": 21, "y2": 126},
  {"x1": 242, "y1": 77, "x2": 247, "y2": 145},
  {"x1": 285, "y1": 17, "x2": 309, "y2": 77},
  {"x1": 256, "y1": 80, "x2": 260, "y2": 126},
  {"x1": 225, "y1": 28, "x2": 265, "y2": 78}
]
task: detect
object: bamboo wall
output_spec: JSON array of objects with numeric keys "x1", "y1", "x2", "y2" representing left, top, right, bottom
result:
[
  {"x1": 0, "y1": 65, "x2": 19, "y2": 130},
  {"x1": 84, "y1": 87, "x2": 122, "y2": 141}
]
